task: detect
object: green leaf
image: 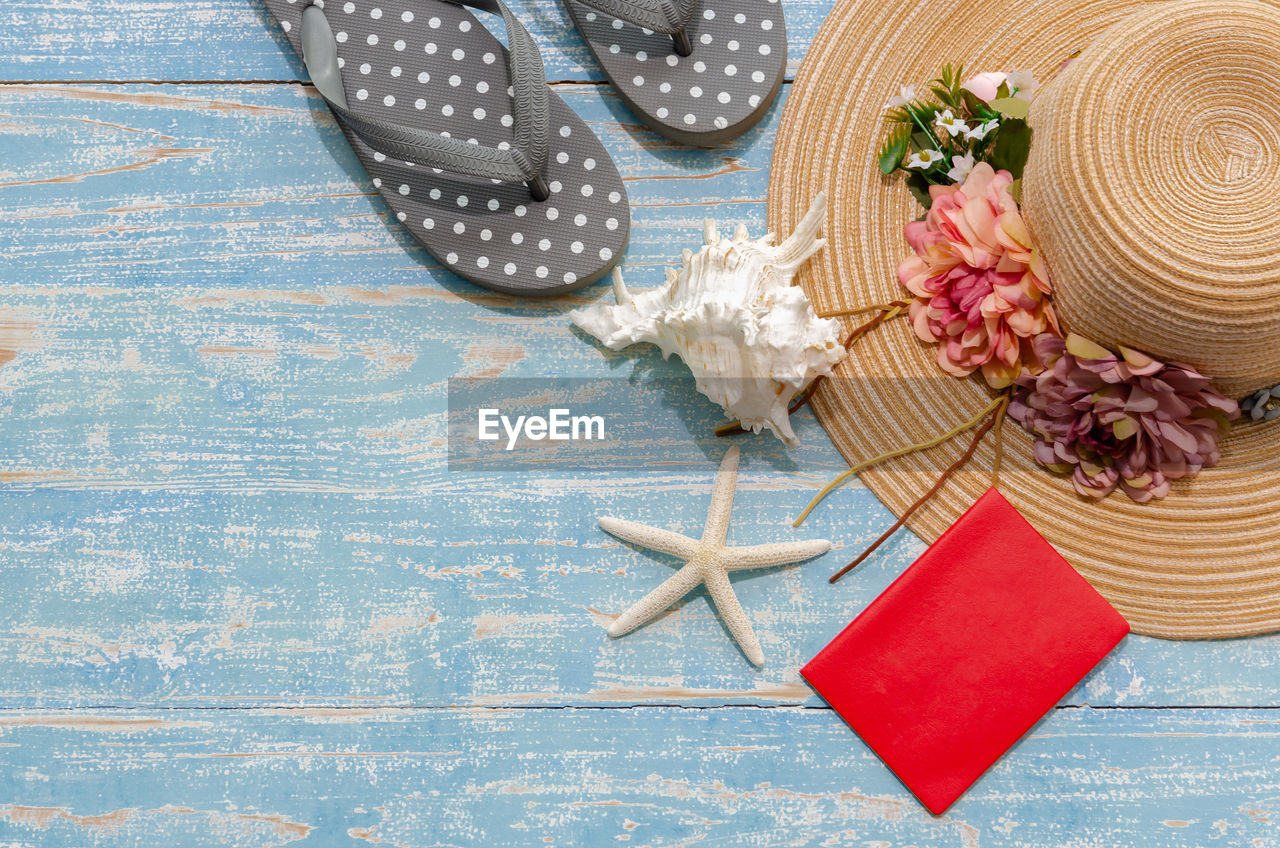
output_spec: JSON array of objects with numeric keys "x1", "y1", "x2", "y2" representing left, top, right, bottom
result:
[
  {"x1": 930, "y1": 63, "x2": 965, "y2": 111},
  {"x1": 960, "y1": 89, "x2": 989, "y2": 118},
  {"x1": 936, "y1": 63, "x2": 961, "y2": 93},
  {"x1": 906, "y1": 102, "x2": 936, "y2": 124},
  {"x1": 989, "y1": 96, "x2": 1030, "y2": 119},
  {"x1": 930, "y1": 85, "x2": 958, "y2": 110},
  {"x1": 878, "y1": 126, "x2": 910, "y2": 175},
  {"x1": 882, "y1": 106, "x2": 911, "y2": 124},
  {"x1": 988, "y1": 117, "x2": 1033, "y2": 178},
  {"x1": 905, "y1": 171, "x2": 934, "y2": 210}
]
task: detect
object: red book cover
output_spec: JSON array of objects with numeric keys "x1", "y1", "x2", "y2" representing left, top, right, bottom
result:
[{"x1": 801, "y1": 487, "x2": 1129, "y2": 814}]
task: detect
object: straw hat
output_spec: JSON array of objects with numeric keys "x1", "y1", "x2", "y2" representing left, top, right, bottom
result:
[{"x1": 770, "y1": 0, "x2": 1280, "y2": 638}]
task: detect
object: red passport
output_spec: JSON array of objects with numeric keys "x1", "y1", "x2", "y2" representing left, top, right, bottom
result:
[{"x1": 802, "y1": 488, "x2": 1129, "y2": 814}]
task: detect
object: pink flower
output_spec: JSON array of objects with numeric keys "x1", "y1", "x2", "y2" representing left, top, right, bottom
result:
[
  {"x1": 962, "y1": 70, "x2": 1038, "y2": 102},
  {"x1": 897, "y1": 163, "x2": 1057, "y2": 388},
  {"x1": 1009, "y1": 334, "x2": 1239, "y2": 502},
  {"x1": 961, "y1": 71, "x2": 1008, "y2": 102}
]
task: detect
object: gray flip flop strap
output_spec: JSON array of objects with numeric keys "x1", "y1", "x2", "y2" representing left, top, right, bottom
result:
[
  {"x1": 300, "y1": 0, "x2": 551, "y2": 199},
  {"x1": 569, "y1": 0, "x2": 699, "y2": 53}
]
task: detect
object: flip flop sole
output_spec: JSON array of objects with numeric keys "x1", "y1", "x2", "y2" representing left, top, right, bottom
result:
[
  {"x1": 564, "y1": 0, "x2": 786, "y2": 146},
  {"x1": 267, "y1": 0, "x2": 630, "y2": 295}
]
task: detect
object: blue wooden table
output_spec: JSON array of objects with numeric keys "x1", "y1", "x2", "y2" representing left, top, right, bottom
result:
[{"x1": 0, "y1": 1, "x2": 1277, "y2": 844}]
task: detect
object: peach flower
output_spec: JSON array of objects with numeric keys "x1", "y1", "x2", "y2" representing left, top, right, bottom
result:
[{"x1": 897, "y1": 163, "x2": 1057, "y2": 388}]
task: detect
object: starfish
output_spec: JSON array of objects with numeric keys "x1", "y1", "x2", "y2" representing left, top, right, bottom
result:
[{"x1": 600, "y1": 446, "x2": 831, "y2": 665}]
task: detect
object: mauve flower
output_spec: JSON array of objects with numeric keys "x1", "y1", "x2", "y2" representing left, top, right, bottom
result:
[
  {"x1": 898, "y1": 162, "x2": 1057, "y2": 388},
  {"x1": 1010, "y1": 334, "x2": 1240, "y2": 502}
]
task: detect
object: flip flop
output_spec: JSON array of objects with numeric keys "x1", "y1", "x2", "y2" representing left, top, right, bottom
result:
[
  {"x1": 562, "y1": 0, "x2": 786, "y2": 145},
  {"x1": 266, "y1": 0, "x2": 631, "y2": 295}
]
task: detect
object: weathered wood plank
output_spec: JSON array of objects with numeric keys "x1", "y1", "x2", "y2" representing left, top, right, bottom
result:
[
  {"x1": 0, "y1": 707, "x2": 1276, "y2": 846},
  {"x1": 0, "y1": 0, "x2": 829, "y2": 82},
  {"x1": 0, "y1": 82, "x2": 774, "y2": 287},
  {"x1": 2, "y1": 82, "x2": 1279, "y2": 709},
  {"x1": 4, "y1": 2, "x2": 1277, "y2": 839},
  {"x1": 2, "y1": 481, "x2": 1277, "y2": 708}
]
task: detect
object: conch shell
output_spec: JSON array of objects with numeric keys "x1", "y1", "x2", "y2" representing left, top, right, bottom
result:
[{"x1": 570, "y1": 193, "x2": 843, "y2": 445}]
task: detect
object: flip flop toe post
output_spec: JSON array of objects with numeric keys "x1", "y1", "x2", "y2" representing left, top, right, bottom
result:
[{"x1": 267, "y1": 0, "x2": 631, "y2": 295}]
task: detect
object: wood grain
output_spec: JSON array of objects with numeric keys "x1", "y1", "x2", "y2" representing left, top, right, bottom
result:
[
  {"x1": 1, "y1": 81, "x2": 1278, "y2": 711},
  {"x1": 0, "y1": 707, "x2": 1277, "y2": 846},
  {"x1": 0, "y1": 0, "x2": 830, "y2": 82},
  {"x1": 1, "y1": 0, "x2": 1277, "y2": 841}
]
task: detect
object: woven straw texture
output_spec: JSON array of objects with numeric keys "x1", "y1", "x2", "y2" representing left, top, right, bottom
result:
[
  {"x1": 769, "y1": 0, "x2": 1280, "y2": 639},
  {"x1": 1022, "y1": 1, "x2": 1280, "y2": 398}
]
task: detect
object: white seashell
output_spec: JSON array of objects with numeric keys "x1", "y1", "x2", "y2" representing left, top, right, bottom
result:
[{"x1": 570, "y1": 192, "x2": 843, "y2": 446}]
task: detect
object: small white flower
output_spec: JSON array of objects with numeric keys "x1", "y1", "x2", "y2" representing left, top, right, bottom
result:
[
  {"x1": 964, "y1": 118, "x2": 1000, "y2": 141},
  {"x1": 1006, "y1": 69, "x2": 1039, "y2": 100},
  {"x1": 883, "y1": 84, "x2": 916, "y2": 111},
  {"x1": 946, "y1": 152, "x2": 976, "y2": 183},
  {"x1": 905, "y1": 149, "x2": 944, "y2": 170},
  {"x1": 934, "y1": 109, "x2": 969, "y2": 138}
]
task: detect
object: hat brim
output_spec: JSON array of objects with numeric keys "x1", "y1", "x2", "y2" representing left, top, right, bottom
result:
[{"x1": 769, "y1": 0, "x2": 1280, "y2": 638}]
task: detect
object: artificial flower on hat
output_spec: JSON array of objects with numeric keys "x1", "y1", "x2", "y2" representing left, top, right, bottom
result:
[
  {"x1": 768, "y1": 0, "x2": 1280, "y2": 639},
  {"x1": 962, "y1": 69, "x2": 1038, "y2": 102},
  {"x1": 745, "y1": 0, "x2": 1280, "y2": 823},
  {"x1": 897, "y1": 162, "x2": 1056, "y2": 389},
  {"x1": 1010, "y1": 334, "x2": 1239, "y2": 502}
]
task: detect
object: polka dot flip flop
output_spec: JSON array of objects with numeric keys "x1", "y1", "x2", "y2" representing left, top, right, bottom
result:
[
  {"x1": 563, "y1": 0, "x2": 786, "y2": 145},
  {"x1": 266, "y1": 0, "x2": 631, "y2": 295}
]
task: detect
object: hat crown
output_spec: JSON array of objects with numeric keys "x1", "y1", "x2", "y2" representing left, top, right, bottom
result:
[{"x1": 1020, "y1": 0, "x2": 1280, "y2": 397}]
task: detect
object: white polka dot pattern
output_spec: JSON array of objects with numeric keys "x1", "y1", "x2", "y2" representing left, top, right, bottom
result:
[
  {"x1": 564, "y1": 0, "x2": 786, "y2": 144},
  {"x1": 266, "y1": 0, "x2": 631, "y2": 295}
]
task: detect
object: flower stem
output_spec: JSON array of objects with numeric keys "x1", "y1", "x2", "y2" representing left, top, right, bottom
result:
[
  {"x1": 907, "y1": 108, "x2": 949, "y2": 180},
  {"x1": 793, "y1": 393, "x2": 1006, "y2": 527},
  {"x1": 788, "y1": 306, "x2": 906, "y2": 418},
  {"x1": 909, "y1": 107, "x2": 944, "y2": 152},
  {"x1": 818, "y1": 301, "x2": 909, "y2": 319},
  {"x1": 991, "y1": 398, "x2": 1008, "y2": 489},
  {"x1": 827, "y1": 393, "x2": 1011, "y2": 583}
]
